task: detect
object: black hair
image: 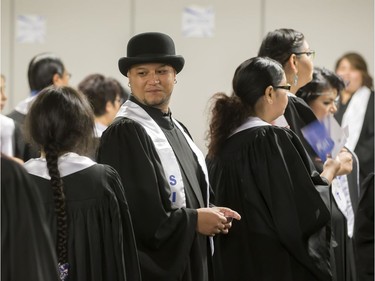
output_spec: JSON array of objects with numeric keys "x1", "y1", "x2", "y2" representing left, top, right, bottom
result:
[
  {"x1": 25, "y1": 86, "x2": 95, "y2": 265},
  {"x1": 78, "y1": 74, "x2": 129, "y2": 117},
  {"x1": 297, "y1": 67, "x2": 345, "y2": 104},
  {"x1": 258, "y1": 28, "x2": 305, "y2": 66},
  {"x1": 207, "y1": 57, "x2": 284, "y2": 158},
  {"x1": 28, "y1": 52, "x2": 65, "y2": 92},
  {"x1": 110, "y1": 77, "x2": 130, "y2": 103}
]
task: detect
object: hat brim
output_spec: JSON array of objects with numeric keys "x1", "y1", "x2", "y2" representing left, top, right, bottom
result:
[{"x1": 118, "y1": 55, "x2": 185, "y2": 77}]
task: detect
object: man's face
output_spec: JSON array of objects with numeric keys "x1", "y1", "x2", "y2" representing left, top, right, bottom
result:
[{"x1": 127, "y1": 63, "x2": 176, "y2": 112}]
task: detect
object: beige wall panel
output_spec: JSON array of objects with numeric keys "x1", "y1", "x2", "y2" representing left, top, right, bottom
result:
[
  {"x1": 3, "y1": 0, "x2": 131, "y2": 113},
  {"x1": 132, "y1": 0, "x2": 262, "y2": 152},
  {"x1": 263, "y1": 0, "x2": 374, "y2": 75}
]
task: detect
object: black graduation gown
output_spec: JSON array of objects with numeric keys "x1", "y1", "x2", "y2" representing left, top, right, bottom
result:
[
  {"x1": 1, "y1": 156, "x2": 59, "y2": 281},
  {"x1": 27, "y1": 163, "x2": 141, "y2": 281},
  {"x1": 335, "y1": 92, "x2": 374, "y2": 184},
  {"x1": 207, "y1": 125, "x2": 332, "y2": 281},
  {"x1": 354, "y1": 172, "x2": 374, "y2": 281},
  {"x1": 97, "y1": 97, "x2": 211, "y2": 281},
  {"x1": 7, "y1": 109, "x2": 25, "y2": 124},
  {"x1": 284, "y1": 95, "x2": 320, "y2": 166},
  {"x1": 286, "y1": 94, "x2": 359, "y2": 281}
]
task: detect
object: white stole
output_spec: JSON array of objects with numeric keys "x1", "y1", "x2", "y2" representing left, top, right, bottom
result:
[
  {"x1": 341, "y1": 86, "x2": 371, "y2": 150},
  {"x1": 24, "y1": 152, "x2": 96, "y2": 179},
  {"x1": 331, "y1": 175, "x2": 355, "y2": 237},
  {"x1": 230, "y1": 116, "x2": 270, "y2": 137},
  {"x1": 116, "y1": 100, "x2": 210, "y2": 210}
]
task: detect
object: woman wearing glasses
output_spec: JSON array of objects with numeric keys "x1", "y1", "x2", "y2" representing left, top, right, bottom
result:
[
  {"x1": 258, "y1": 29, "x2": 353, "y2": 281},
  {"x1": 258, "y1": 28, "x2": 317, "y2": 138},
  {"x1": 206, "y1": 57, "x2": 342, "y2": 281}
]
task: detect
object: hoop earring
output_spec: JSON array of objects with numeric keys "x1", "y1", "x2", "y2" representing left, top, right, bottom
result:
[
  {"x1": 293, "y1": 74, "x2": 298, "y2": 86},
  {"x1": 174, "y1": 79, "x2": 177, "y2": 84}
]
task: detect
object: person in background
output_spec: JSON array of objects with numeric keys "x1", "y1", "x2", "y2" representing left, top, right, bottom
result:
[
  {"x1": 78, "y1": 74, "x2": 129, "y2": 138},
  {"x1": 206, "y1": 56, "x2": 342, "y2": 281},
  {"x1": 78, "y1": 74, "x2": 129, "y2": 159},
  {"x1": 23, "y1": 85, "x2": 141, "y2": 281},
  {"x1": 2, "y1": 154, "x2": 59, "y2": 281},
  {"x1": 297, "y1": 67, "x2": 359, "y2": 281},
  {"x1": 1, "y1": 74, "x2": 23, "y2": 163},
  {"x1": 7, "y1": 52, "x2": 71, "y2": 161},
  {"x1": 334, "y1": 52, "x2": 374, "y2": 184},
  {"x1": 98, "y1": 32, "x2": 241, "y2": 281},
  {"x1": 1, "y1": 74, "x2": 14, "y2": 156}
]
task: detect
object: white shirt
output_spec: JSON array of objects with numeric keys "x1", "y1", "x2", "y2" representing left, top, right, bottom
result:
[{"x1": 0, "y1": 114, "x2": 16, "y2": 156}]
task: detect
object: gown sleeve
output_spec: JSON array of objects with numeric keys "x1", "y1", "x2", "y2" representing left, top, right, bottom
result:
[
  {"x1": 98, "y1": 118, "x2": 199, "y2": 280},
  {"x1": 104, "y1": 164, "x2": 142, "y2": 281},
  {"x1": 1, "y1": 156, "x2": 59, "y2": 281},
  {"x1": 252, "y1": 127, "x2": 331, "y2": 278}
]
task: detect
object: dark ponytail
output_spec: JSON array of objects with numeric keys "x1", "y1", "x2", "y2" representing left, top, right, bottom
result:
[
  {"x1": 207, "y1": 57, "x2": 285, "y2": 158},
  {"x1": 206, "y1": 93, "x2": 249, "y2": 158}
]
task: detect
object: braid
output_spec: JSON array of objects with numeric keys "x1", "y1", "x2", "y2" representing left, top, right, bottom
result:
[{"x1": 45, "y1": 144, "x2": 68, "y2": 265}]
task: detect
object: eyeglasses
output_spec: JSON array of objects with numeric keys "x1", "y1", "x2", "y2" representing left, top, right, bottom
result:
[
  {"x1": 273, "y1": 84, "x2": 291, "y2": 91},
  {"x1": 294, "y1": 50, "x2": 316, "y2": 60}
]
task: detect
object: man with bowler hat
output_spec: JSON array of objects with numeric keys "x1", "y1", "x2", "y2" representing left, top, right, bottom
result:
[{"x1": 97, "y1": 32, "x2": 240, "y2": 281}]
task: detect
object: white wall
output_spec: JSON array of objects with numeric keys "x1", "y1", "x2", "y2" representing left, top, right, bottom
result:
[{"x1": 1, "y1": 0, "x2": 373, "y2": 154}]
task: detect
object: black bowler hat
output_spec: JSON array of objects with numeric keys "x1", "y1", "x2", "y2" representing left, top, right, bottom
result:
[{"x1": 118, "y1": 32, "x2": 185, "y2": 77}]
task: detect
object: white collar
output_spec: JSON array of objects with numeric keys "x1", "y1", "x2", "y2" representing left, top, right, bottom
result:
[
  {"x1": 14, "y1": 95, "x2": 37, "y2": 115},
  {"x1": 94, "y1": 122, "x2": 108, "y2": 138},
  {"x1": 230, "y1": 116, "x2": 270, "y2": 137},
  {"x1": 24, "y1": 152, "x2": 96, "y2": 180}
]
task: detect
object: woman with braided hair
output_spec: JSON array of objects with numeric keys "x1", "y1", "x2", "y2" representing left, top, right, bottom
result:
[{"x1": 23, "y1": 86, "x2": 141, "y2": 281}]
